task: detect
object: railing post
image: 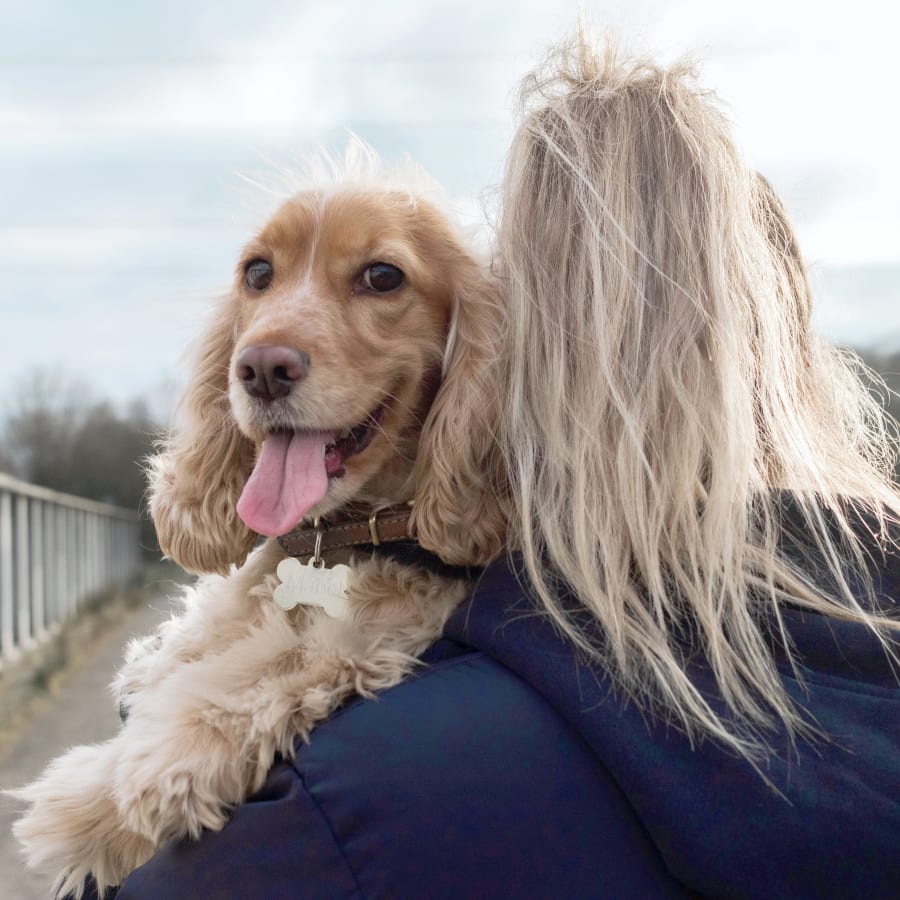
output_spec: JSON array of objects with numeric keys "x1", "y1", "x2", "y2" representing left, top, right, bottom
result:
[
  {"x1": 68, "y1": 508, "x2": 78, "y2": 617},
  {"x1": 42, "y1": 500, "x2": 55, "y2": 634},
  {"x1": 78, "y1": 508, "x2": 86, "y2": 610},
  {"x1": 57, "y1": 505, "x2": 67, "y2": 624},
  {"x1": 15, "y1": 494, "x2": 32, "y2": 649},
  {"x1": 93, "y1": 512, "x2": 101, "y2": 595},
  {"x1": 87, "y1": 512, "x2": 96, "y2": 596},
  {"x1": 98, "y1": 514, "x2": 106, "y2": 592},
  {"x1": 105, "y1": 516, "x2": 113, "y2": 589},
  {"x1": 30, "y1": 498, "x2": 46, "y2": 640},
  {"x1": 1, "y1": 491, "x2": 14, "y2": 660}
]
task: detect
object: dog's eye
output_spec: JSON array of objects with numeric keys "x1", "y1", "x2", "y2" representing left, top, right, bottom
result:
[
  {"x1": 362, "y1": 263, "x2": 404, "y2": 293},
  {"x1": 244, "y1": 259, "x2": 273, "y2": 291}
]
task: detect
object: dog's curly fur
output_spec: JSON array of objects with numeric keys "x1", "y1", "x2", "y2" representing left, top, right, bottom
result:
[{"x1": 10, "y1": 158, "x2": 506, "y2": 898}]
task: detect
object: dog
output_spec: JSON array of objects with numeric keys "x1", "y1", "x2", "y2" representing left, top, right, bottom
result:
[{"x1": 10, "y1": 147, "x2": 506, "y2": 898}]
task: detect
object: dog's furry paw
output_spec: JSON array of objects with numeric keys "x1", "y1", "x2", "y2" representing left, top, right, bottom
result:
[
  {"x1": 114, "y1": 761, "x2": 232, "y2": 844},
  {"x1": 111, "y1": 631, "x2": 166, "y2": 718},
  {"x1": 8, "y1": 742, "x2": 154, "y2": 899},
  {"x1": 112, "y1": 719, "x2": 242, "y2": 845}
]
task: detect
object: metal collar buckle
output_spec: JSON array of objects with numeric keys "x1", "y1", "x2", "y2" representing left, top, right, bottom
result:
[{"x1": 368, "y1": 501, "x2": 413, "y2": 547}]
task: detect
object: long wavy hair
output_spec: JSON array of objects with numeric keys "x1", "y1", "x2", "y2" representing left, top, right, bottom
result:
[{"x1": 494, "y1": 35, "x2": 900, "y2": 759}]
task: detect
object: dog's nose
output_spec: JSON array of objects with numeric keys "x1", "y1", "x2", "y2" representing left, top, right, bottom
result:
[{"x1": 236, "y1": 345, "x2": 310, "y2": 401}]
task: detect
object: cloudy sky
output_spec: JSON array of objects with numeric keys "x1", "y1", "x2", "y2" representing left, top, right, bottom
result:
[{"x1": 2, "y1": 0, "x2": 899, "y2": 414}]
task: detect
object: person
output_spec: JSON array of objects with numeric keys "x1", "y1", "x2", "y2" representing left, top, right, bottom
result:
[{"x1": 94, "y1": 35, "x2": 899, "y2": 899}]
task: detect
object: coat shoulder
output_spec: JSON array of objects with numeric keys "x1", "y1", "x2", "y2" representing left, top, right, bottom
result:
[{"x1": 119, "y1": 650, "x2": 689, "y2": 899}]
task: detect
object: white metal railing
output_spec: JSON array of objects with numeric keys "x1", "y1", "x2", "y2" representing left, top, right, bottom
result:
[{"x1": 0, "y1": 472, "x2": 141, "y2": 666}]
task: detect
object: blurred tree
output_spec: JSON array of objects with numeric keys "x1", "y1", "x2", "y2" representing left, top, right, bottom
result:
[
  {"x1": 65, "y1": 401, "x2": 156, "y2": 509},
  {"x1": 2, "y1": 371, "x2": 85, "y2": 489},
  {"x1": 847, "y1": 349, "x2": 900, "y2": 480},
  {"x1": 0, "y1": 443, "x2": 14, "y2": 473},
  {"x1": 857, "y1": 349, "x2": 900, "y2": 415},
  {"x1": 0, "y1": 369, "x2": 163, "y2": 555}
]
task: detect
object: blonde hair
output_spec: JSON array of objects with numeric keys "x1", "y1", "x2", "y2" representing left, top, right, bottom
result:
[{"x1": 496, "y1": 36, "x2": 900, "y2": 759}]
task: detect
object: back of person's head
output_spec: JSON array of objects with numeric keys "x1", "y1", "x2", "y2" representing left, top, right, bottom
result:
[{"x1": 495, "y1": 30, "x2": 900, "y2": 761}]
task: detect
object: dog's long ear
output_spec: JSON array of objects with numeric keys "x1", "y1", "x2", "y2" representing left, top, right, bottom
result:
[
  {"x1": 147, "y1": 302, "x2": 257, "y2": 574},
  {"x1": 412, "y1": 253, "x2": 507, "y2": 566}
]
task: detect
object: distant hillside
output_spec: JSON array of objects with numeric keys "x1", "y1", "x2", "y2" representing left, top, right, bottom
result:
[
  {"x1": 854, "y1": 349, "x2": 900, "y2": 480},
  {"x1": 856, "y1": 348, "x2": 900, "y2": 424},
  {"x1": 815, "y1": 265, "x2": 900, "y2": 350}
]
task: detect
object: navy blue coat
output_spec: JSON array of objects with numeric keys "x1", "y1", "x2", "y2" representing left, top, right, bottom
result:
[{"x1": 108, "y1": 516, "x2": 899, "y2": 899}]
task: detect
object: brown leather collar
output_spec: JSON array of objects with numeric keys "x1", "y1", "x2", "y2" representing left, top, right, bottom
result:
[{"x1": 277, "y1": 503, "x2": 414, "y2": 558}]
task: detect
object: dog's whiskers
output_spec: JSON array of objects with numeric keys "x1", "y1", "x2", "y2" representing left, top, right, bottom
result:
[{"x1": 364, "y1": 391, "x2": 421, "y2": 463}]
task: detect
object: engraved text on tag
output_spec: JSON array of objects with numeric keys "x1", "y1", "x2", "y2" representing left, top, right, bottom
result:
[{"x1": 274, "y1": 557, "x2": 350, "y2": 620}]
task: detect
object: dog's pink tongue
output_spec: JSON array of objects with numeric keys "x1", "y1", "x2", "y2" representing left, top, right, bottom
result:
[{"x1": 237, "y1": 431, "x2": 334, "y2": 537}]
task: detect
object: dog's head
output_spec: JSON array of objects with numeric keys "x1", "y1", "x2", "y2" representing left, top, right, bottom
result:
[{"x1": 148, "y1": 184, "x2": 506, "y2": 574}]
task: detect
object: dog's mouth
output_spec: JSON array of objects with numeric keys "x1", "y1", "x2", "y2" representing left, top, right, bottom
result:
[
  {"x1": 236, "y1": 400, "x2": 388, "y2": 538},
  {"x1": 323, "y1": 401, "x2": 387, "y2": 478}
]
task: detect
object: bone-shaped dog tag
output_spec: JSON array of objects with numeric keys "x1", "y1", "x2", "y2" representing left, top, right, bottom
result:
[{"x1": 274, "y1": 557, "x2": 350, "y2": 620}]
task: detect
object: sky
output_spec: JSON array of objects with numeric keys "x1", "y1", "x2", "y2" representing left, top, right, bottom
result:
[{"x1": 1, "y1": 0, "x2": 899, "y2": 416}]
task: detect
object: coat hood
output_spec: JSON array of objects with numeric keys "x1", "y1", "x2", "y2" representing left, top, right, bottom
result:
[{"x1": 445, "y1": 500, "x2": 900, "y2": 899}]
